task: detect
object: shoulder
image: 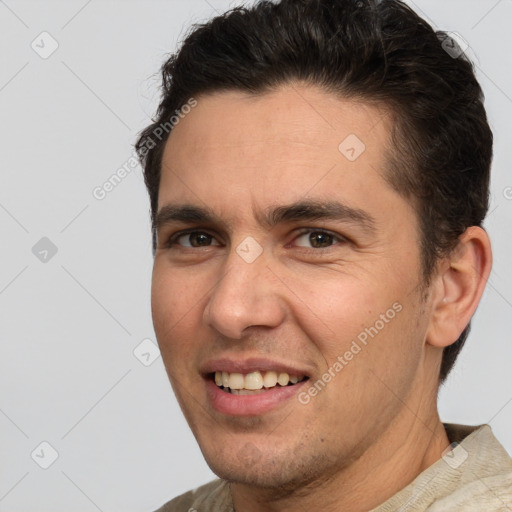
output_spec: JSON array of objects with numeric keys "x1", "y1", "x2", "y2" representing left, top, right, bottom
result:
[
  {"x1": 152, "y1": 479, "x2": 232, "y2": 512},
  {"x1": 429, "y1": 472, "x2": 512, "y2": 511},
  {"x1": 431, "y1": 424, "x2": 512, "y2": 510},
  {"x1": 372, "y1": 424, "x2": 512, "y2": 512}
]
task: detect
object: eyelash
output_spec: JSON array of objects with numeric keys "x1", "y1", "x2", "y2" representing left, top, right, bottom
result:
[{"x1": 165, "y1": 228, "x2": 347, "y2": 250}]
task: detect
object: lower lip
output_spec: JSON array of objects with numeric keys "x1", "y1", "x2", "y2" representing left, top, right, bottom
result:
[{"x1": 205, "y1": 378, "x2": 308, "y2": 416}]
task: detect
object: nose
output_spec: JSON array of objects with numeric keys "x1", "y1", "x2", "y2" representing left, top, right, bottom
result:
[{"x1": 203, "y1": 245, "x2": 286, "y2": 339}]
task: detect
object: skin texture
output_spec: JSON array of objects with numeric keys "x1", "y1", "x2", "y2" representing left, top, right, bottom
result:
[{"x1": 151, "y1": 83, "x2": 492, "y2": 512}]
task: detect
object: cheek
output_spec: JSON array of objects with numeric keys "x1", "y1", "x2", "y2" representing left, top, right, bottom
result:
[
  {"x1": 151, "y1": 272, "x2": 177, "y2": 338},
  {"x1": 151, "y1": 260, "x2": 205, "y2": 323},
  {"x1": 296, "y1": 269, "x2": 422, "y2": 379},
  {"x1": 150, "y1": 265, "x2": 203, "y2": 365},
  {"x1": 290, "y1": 274, "x2": 393, "y2": 344}
]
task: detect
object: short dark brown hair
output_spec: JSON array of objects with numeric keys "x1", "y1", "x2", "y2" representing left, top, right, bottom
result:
[{"x1": 136, "y1": 0, "x2": 493, "y2": 383}]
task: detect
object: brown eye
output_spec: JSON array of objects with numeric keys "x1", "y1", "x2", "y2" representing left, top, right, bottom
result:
[
  {"x1": 294, "y1": 230, "x2": 343, "y2": 249},
  {"x1": 174, "y1": 231, "x2": 220, "y2": 248},
  {"x1": 310, "y1": 232, "x2": 334, "y2": 248}
]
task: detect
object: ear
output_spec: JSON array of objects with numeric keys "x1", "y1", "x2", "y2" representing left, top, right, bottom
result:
[{"x1": 426, "y1": 226, "x2": 492, "y2": 348}]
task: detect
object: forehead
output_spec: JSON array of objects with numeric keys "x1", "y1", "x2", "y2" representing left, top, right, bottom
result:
[{"x1": 158, "y1": 84, "x2": 398, "y2": 221}]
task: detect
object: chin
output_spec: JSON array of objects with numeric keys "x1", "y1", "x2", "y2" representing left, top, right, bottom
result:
[{"x1": 200, "y1": 439, "x2": 333, "y2": 493}]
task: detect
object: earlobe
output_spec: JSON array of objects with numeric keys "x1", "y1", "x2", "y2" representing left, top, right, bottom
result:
[{"x1": 426, "y1": 226, "x2": 492, "y2": 348}]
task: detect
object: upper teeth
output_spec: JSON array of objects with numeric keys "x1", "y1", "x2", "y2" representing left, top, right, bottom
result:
[{"x1": 214, "y1": 370, "x2": 304, "y2": 390}]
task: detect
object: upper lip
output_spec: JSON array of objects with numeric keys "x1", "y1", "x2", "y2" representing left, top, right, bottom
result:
[{"x1": 200, "y1": 357, "x2": 312, "y2": 378}]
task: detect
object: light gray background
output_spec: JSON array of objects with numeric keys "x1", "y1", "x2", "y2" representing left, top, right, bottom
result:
[{"x1": 0, "y1": 1, "x2": 511, "y2": 511}]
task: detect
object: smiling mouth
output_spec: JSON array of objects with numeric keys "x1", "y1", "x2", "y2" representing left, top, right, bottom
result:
[{"x1": 212, "y1": 370, "x2": 308, "y2": 395}]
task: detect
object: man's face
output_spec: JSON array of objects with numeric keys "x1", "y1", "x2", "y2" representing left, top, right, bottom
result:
[{"x1": 152, "y1": 84, "x2": 437, "y2": 488}]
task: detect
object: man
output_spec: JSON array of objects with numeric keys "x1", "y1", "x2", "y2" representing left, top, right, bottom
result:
[{"x1": 136, "y1": 0, "x2": 512, "y2": 510}]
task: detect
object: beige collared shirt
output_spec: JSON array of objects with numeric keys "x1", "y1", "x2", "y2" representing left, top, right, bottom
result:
[{"x1": 154, "y1": 423, "x2": 512, "y2": 511}]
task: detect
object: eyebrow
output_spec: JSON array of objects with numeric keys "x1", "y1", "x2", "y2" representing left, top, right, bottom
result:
[{"x1": 154, "y1": 199, "x2": 376, "y2": 234}]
